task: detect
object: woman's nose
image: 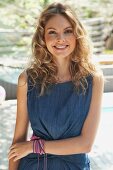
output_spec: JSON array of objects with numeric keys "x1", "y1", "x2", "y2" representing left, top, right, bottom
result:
[{"x1": 57, "y1": 33, "x2": 65, "y2": 42}]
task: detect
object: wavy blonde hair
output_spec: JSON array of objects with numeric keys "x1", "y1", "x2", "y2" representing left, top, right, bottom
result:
[{"x1": 27, "y1": 2, "x2": 97, "y2": 95}]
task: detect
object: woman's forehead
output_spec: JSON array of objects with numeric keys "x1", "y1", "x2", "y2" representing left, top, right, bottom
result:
[{"x1": 45, "y1": 14, "x2": 72, "y2": 30}]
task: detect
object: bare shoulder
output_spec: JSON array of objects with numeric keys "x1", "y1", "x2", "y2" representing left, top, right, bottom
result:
[
  {"x1": 17, "y1": 71, "x2": 28, "y2": 100},
  {"x1": 93, "y1": 71, "x2": 104, "y2": 86},
  {"x1": 18, "y1": 70, "x2": 28, "y2": 87},
  {"x1": 91, "y1": 71, "x2": 104, "y2": 103}
]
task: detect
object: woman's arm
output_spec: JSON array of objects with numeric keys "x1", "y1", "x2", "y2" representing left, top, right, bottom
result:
[
  {"x1": 8, "y1": 72, "x2": 32, "y2": 170},
  {"x1": 44, "y1": 73, "x2": 104, "y2": 155}
]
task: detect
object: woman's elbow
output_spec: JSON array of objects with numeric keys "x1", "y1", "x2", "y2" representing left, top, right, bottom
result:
[
  {"x1": 84, "y1": 141, "x2": 93, "y2": 153},
  {"x1": 85, "y1": 145, "x2": 92, "y2": 153}
]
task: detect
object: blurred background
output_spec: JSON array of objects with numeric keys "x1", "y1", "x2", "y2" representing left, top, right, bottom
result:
[{"x1": 0, "y1": 0, "x2": 113, "y2": 170}]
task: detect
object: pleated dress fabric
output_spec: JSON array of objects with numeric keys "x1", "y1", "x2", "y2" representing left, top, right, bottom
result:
[{"x1": 18, "y1": 75, "x2": 92, "y2": 170}]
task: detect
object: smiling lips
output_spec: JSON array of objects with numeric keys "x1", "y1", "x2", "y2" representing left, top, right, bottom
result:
[{"x1": 53, "y1": 45, "x2": 69, "y2": 50}]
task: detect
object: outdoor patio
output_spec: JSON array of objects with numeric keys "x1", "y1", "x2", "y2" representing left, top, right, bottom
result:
[
  {"x1": 0, "y1": 1, "x2": 113, "y2": 170},
  {"x1": 0, "y1": 93, "x2": 113, "y2": 170}
]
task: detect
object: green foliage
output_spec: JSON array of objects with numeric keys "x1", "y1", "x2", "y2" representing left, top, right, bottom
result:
[
  {"x1": 0, "y1": 0, "x2": 15, "y2": 7},
  {"x1": 90, "y1": 0, "x2": 111, "y2": 3},
  {"x1": 82, "y1": 7, "x2": 98, "y2": 18},
  {"x1": 39, "y1": 0, "x2": 50, "y2": 7},
  {"x1": 104, "y1": 50, "x2": 113, "y2": 54}
]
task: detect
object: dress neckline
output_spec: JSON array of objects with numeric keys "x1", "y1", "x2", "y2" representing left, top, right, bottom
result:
[{"x1": 55, "y1": 80, "x2": 72, "y2": 85}]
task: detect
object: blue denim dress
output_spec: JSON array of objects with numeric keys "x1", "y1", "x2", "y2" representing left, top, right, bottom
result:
[{"x1": 18, "y1": 76, "x2": 92, "y2": 170}]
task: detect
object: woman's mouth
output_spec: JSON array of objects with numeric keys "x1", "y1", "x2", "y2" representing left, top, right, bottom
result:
[{"x1": 53, "y1": 45, "x2": 69, "y2": 50}]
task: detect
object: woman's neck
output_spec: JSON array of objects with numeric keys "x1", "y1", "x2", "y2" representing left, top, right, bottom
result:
[{"x1": 55, "y1": 58, "x2": 71, "y2": 82}]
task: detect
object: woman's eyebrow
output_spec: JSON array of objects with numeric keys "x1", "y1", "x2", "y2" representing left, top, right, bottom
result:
[
  {"x1": 46, "y1": 26, "x2": 73, "y2": 30},
  {"x1": 64, "y1": 26, "x2": 73, "y2": 30},
  {"x1": 46, "y1": 27, "x2": 56, "y2": 30}
]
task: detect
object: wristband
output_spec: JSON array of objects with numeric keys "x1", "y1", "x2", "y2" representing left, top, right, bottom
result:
[{"x1": 30, "y1": 134, "x2": 47, "y2": 170}]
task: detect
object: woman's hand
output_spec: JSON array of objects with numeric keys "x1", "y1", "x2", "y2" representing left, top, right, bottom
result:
[{"x1": 8, "y1": 141, "x2": 33, "y2": 162}]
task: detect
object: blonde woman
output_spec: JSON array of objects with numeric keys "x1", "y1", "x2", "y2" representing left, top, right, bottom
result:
[{"x1": 8, "y1": 3, "x2": 104, "y2": 170}]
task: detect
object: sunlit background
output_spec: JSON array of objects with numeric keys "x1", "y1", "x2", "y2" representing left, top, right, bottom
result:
[{"x1": 0, "y1": 0, "x2": 113, "y2": 169}]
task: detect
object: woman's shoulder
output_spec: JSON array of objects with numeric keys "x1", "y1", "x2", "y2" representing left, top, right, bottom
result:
[
  {"x1": 92, "y1": 70, "x2": 104, "y2": 85},
  {"x1": 18, "y1": 70, "x2": 28, "y2": 86}
]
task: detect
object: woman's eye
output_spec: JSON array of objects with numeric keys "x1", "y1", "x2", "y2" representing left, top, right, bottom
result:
[
  {"x1": 64, "y1": 29, "x2": 73, "y2": 34},
  {"x1": 48, "y1": 31, "x2": 56, "y2": 35}
]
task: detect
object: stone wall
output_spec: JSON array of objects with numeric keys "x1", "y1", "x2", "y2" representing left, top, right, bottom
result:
[
  {"x1": 101, "y1": 65, "x2": 113, "y2": 92},
  {"x1": 83, "y1": 18, "x2": 105, "y2": 54}
]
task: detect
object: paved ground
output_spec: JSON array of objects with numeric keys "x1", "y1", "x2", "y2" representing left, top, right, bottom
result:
[{"x1": 0, "y1": 93, "x2": 113, "y2": 170}]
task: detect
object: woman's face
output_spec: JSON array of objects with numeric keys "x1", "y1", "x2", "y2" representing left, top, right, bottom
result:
[{"x1": 44, "y1": 14, "x2": 76, "y2": 60}]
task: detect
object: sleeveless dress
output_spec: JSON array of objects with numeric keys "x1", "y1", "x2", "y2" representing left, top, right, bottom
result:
[{"x1": 18, "y1": 75, "x2": 92, "y2": 170}]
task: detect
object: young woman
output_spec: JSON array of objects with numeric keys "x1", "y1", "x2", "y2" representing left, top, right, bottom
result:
[{"x1": 8, "y1": 3, "x2": 104, "y2": 170}]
